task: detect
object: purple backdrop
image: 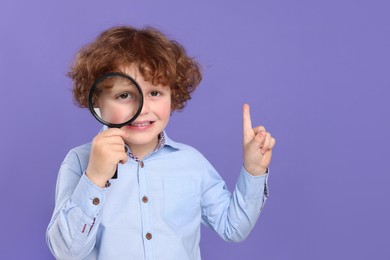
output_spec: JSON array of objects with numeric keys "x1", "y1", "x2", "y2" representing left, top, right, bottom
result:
[{"x1": 1, "y1": 0, "x2": 389, "y2": 259}]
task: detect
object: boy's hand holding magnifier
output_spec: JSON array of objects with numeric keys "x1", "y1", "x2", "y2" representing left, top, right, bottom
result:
[{"x1": 86, "y1": 128, "x2": 129, "y2": 187}]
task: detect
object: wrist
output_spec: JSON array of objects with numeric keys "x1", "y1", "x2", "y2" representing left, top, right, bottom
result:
[
  {"x1": 85, "y1": 171, "x2": 108, "y2": 188},
  {"x1": 244, "y1": 165, "x2": 267, "y2": 176}
]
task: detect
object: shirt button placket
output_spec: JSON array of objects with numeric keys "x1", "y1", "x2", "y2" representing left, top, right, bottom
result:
[{"x1": 138, "y1": 160, "x2": 154, "y2": 258}]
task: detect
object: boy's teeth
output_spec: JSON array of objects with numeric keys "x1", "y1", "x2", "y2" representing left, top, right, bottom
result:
[{"x1": 131, "y1": 122, "x2": 151, "y2": 126}]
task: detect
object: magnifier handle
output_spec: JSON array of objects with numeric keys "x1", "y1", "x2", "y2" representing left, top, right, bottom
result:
[
  {"x1": 109, "y1": 134, "x2": 126, "y2": 180},
  {"x1": 112, "y1": 145, "x2": 127, "y2": 179},
  {"x1": 112, "y1": 166, "x2": 118, "y2": 179}
]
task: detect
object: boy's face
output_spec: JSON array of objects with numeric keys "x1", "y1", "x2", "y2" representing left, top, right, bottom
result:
[{"x1": 119, "y1": 66, "x2": 171, "y2": 151}]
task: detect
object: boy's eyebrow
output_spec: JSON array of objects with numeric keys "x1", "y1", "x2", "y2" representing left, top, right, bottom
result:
[{"x1": 143, "y1": 84, "x2": 171, "y2": 91}]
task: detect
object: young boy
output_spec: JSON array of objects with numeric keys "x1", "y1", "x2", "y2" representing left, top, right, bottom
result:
[{"x1": 46, "y1": 26, "x2": 276, "y2": 260}]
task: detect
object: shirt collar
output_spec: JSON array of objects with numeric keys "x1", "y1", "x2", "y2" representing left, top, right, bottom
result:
[{"x1": 161, "y1": 131, "x2": 182, "y2": 150}]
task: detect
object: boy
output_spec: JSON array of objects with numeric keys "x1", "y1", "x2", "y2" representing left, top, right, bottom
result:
[{"x1": 46, "y1": 26, "x2": 276, "y2": 260}]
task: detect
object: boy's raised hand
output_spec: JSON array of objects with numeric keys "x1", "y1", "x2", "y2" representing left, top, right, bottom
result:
[
  {"x1": 243, "y1": 104, "x2": 276, "y2": 176},
  {"x1": 86, "y1": 128, "x2": 129, "y2": 187}
]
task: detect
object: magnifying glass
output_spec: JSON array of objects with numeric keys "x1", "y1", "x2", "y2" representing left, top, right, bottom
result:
[{"x1": 88, "y1": 72, "x2": 144, "y2": 178}]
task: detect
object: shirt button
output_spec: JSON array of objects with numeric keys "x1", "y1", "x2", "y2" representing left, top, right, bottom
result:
[
  {"x1": 92, "y1": 198, "x2": 100, "y2": 205},
  {"x1": 142, "y1": 196, "x2": 149, "y2": 203},
  {"x1": 140, "y1": 161, "x2": 144, "y2": 168},
  {"x1": 145, "y1": 233, "x2": 152, "y2": 240}
]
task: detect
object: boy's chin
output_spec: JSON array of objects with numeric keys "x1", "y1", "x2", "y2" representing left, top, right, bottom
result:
[{"x1": 124, "y1": 134, "x2": 159, "y2": 146}]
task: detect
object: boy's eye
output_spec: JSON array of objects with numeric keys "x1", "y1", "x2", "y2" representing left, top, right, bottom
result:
[{"x1": 150, "y1": 91, "x2": 161, "y2": 97}]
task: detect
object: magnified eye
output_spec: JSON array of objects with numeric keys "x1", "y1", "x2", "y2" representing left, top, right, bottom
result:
[
  {"x1": 116, "y1": 92, "x2": 135, "y2": 101},
  {"x1": 119, "y1": 93, "x2": 130, "y2": 99}
]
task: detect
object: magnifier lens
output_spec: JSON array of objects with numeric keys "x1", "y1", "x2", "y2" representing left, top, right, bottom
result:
[{"x1": 90, "y1": 74, "x2": 142, "y2": 127}]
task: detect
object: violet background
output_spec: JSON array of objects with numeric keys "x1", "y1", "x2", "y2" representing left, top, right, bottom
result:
[{"x1": 1, "y1": 0, "x2": 389, "y2": 259}]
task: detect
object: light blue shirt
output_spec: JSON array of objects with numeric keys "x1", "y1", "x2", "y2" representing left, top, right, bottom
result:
[{"x1": 46, "y1": 132, "x2": 269, "y2": 260}]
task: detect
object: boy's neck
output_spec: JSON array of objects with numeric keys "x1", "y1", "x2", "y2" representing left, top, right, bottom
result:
[{"x1": 128, "y1": 137, "x2": 159, "y2": 161}]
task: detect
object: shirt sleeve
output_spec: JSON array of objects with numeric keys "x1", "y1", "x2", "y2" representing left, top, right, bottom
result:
[
  {"x1": 46, "y1": 149, "x2": 107, "y2": 259},
  {"x1": 200, "y1": 159, "x2": 269, "y2": 242}
]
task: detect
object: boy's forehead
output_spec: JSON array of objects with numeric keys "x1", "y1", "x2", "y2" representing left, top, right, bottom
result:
[{"x1": 118, "y1": 64, "x2": 170, "y2": 89}]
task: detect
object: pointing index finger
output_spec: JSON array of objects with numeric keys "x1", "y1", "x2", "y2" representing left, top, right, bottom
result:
[{"x1": 243, "y1": 103, "x2": 253, "y2": 132}]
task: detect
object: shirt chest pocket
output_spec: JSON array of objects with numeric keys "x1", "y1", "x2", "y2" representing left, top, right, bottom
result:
[{"x1": 163, "y1": 177, "x2": 200, "y2": 228}]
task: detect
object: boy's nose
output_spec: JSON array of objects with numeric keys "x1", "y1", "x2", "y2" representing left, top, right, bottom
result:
[{"x1": 139, "y1": 97, "x2": 150, "y2": 115}]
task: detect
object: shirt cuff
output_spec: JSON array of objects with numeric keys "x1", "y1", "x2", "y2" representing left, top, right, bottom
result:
[
  {"x1": 237, "y1": 166, "x2": 269, "y2": 199},
  {"x1": 70, "y1": 172, "x2": 107, "y2": 218}
]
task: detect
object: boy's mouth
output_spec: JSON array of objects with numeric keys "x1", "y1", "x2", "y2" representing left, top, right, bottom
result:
[
  {"x1": 127, "y1": 121, "x2": 155, "y2": 128},
  {"x1": 131, "y1": 122, "x2": 151, "y2": 126}
]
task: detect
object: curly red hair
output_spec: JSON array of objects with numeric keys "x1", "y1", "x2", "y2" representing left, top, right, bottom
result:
[{"x1": 68, "y1": 26, "x2": 202, "y2": 111}]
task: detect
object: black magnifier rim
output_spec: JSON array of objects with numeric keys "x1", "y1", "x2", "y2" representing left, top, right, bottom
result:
[{"x1": 88, "y1": 72, "x2": 144, "y2": 128}]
